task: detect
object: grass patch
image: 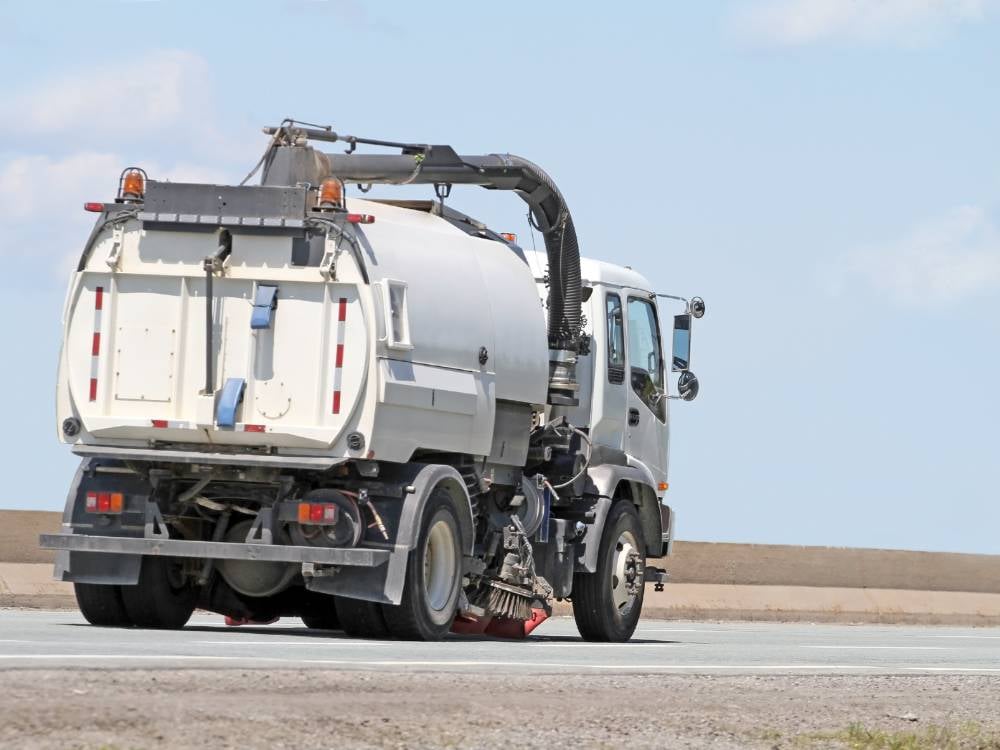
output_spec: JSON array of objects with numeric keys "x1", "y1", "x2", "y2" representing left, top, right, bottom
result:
[{"x1": 806, "y1": 722, "x2": 1000, "y2": 750}]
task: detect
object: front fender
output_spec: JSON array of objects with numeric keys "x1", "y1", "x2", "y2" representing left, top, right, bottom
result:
[{"x1": 577, "y1": 461, "x2": 667, "y2": 572}]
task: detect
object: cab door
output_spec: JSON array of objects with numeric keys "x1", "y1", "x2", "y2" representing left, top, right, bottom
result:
[{"x1": 623, "y1": 293, "x2": 669, "y2": 482}]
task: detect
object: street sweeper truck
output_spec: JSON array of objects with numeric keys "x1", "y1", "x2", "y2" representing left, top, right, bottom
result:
[{"x1": 41, "y1": 120, "x2": 705, "y2": 641}]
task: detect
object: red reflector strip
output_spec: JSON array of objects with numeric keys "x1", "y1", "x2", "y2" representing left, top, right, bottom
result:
[
  {"x1": 84, "y1": 202, "x2": 104, "y2": 213},
  {"x1": 151, "y1": 419, "x2": 169, "y2": 428},
  {"x1": 332, "y1": 296, "x2": 347, "y2": 414},
  {"x1": 345, "y1": 213, "x2": 374, "y2": 224},
  {"x1": 89, "y1": 286, "x2": 104, "y2": 402},
  {"x1": 242, "y1": 424, "x2": 266, "y2": 433}
]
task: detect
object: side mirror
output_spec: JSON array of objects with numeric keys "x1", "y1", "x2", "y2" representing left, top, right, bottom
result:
[
  {"x1": 690, "y1": 297, "x2": 706, "y2": 318},
  {"x1": 677, "y1": 371, "x2": 699, "y2": 401},
  {"x1": 672, "y1": 314, "x2": 691, "y2": 372}
]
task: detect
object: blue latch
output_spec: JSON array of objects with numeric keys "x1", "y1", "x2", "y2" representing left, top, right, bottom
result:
[
  {"x1": 216, "y1": 377, "x2": 246, "y2": 428},
  {"x1": 250, "y1": 285, "x2": 278, "y2": 330}
]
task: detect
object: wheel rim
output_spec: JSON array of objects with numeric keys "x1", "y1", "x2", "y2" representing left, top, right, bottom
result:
[
  {"x1": 611, "y1": 530, "x2": 643, "y2": 613},
  {"x1": 423, "y1": 518, "x2": 457, "y2": 612}
]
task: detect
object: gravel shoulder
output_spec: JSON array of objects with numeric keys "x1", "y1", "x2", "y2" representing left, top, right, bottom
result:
[{"x1": 1, "y1": 670, "x2": 998, "y2": 749}]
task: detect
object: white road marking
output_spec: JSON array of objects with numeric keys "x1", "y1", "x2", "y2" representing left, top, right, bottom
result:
[
  {"x1": 0, "y1": 654, "x2": 885, "y2": 671},
  {"x1": 2, "y1": 653, "x2": 997, "y2": 674},
  {"x1": 800, "y1": 645, "x2": 953, "y2": 650},
  {"x1": 923, "y1": 634, "x2": 1000, "y2": 639},
  {"x1": 194, "y1": 640, "x2": 394, "y2": 646},
  {"x1": 637, "y1": 628, "x2": 730, "y2": 633}
]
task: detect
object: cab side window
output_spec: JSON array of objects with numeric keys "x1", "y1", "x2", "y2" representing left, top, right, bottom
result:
[
  {"x1": 606, "y1": 293, "x2": 625, "y2": 384},
  {"x1": 627, "y1": 297, "x2": 665, "y2": 421}
]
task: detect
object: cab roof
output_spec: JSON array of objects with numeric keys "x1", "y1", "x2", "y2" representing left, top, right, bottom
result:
[{"x1": 523, "y1": 250, "x2": 655, "y2": 294}]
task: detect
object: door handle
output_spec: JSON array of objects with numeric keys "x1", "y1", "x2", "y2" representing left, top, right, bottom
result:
[{"x1": 628, "y1": 408, "x2": 640, "y2": 426}]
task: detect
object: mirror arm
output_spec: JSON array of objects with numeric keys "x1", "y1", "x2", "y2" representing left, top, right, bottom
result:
[
  {"x1": 656, "y1": 292, "x2": 705, "y2": 318},
  {"x1": 656, "y1": 292, "x2": 689, "y2": 306}
]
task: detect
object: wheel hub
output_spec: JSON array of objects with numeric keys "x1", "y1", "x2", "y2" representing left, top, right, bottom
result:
[
  {"x1": 611, "y1": 530, "x2": 643, "y2": 613},
  {"x1": 423, "y1": 518, "x2": 457, "y2": 612}
]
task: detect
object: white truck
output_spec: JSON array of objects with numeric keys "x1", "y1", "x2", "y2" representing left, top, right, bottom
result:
[{"x1": 41, "y1": 121, "x2": 704, "y2": 642}]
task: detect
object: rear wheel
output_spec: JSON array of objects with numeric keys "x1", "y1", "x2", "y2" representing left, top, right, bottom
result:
[
  {"x1": 74, "y1": 582, "x2": 132, "y2": 627},
  {"x1": 572, "y1": 500, "x2": 646, "y2": 642},
  {"x1": 335, "y1": 597, "x2": 390, "y2": 638},
  {"x1": 299, "y1": 591, "x2": 342, "y2": 630},
  {"x1": 381, "y1": 489, "x2": 462, "y2": 641},
  {"x1": 120, "y1": 556, "x2": 197, "y2": 629}
]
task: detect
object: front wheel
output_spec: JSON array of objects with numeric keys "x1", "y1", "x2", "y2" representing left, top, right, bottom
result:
[
  {"x1": 381, "y1": 489, "x2": 463, "y2": 641},
  {"x1": 572, "y1": 501, "x2": 646, "y2": 642}
]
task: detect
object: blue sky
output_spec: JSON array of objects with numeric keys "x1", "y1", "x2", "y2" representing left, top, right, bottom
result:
[{"x1": 1, "y1": 1, "x2": 998, "y2": 553}]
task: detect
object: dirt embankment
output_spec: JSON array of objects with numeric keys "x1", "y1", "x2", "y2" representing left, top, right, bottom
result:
[{"x1": 0, "y1": 670, "x2": 998, "y2": 749}]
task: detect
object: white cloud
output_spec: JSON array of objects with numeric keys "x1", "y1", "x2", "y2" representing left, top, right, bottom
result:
[
  {"x1": 838, "y1": 206, "x2": 1000, "y2": 305},
  {"x1": 0, "y1": 151, "x2": 232, "y2": 264},
  {"x1": 6, "y1": 50, "x2": 211, "y2": 135},
  {"x1": 737, "y1": 0, "x2": 994, "y2": 45},
  {"x1": 0, "y1": 152, "x2": 231, "y2": 220},
  {"x1": 0, "y1": 152, "x2": 120, "y2": 219}
]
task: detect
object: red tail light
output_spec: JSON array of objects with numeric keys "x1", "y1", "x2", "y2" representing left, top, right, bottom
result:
[
  {"x1": 86, "y1": 492, "x2": 123, "y2": 514},
  {"x1": 297, "y1": 502, "x2": 339, "y2": 525},
  {"x1": 345, "y1": 213, "x2": 375, "y2": 225},
  {"x1": 84, "y1": 202, "x2": 104, "y2": 213}
]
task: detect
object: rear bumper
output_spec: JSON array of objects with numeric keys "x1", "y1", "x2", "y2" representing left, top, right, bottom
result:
[
  {"x1": 72, "y1": 444, "x2": 341, "y2": 470},
  {"x1": 40, "y1": 532, "x2": 389, "y2": 567}
]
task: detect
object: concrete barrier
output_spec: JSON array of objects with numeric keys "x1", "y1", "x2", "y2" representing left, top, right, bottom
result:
[
  {"x1": 667, "y1": 541, "x2": 1000, "y2": 594},
  {"x1": 0, "y1": 510, "x2": 62, "y2": 564},
  {"x1": 3, "y1": 510, "x2": 1000, "y2": 624}
]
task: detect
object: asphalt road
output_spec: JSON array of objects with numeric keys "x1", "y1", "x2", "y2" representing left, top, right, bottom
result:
[{"x1": 1, "y1": 609, "x2": 999, "y2": 674}]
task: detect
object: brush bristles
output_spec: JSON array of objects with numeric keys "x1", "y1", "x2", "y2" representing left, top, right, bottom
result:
[{"x1": 486, "y1": 584, "x2": 533, "y2": 621}]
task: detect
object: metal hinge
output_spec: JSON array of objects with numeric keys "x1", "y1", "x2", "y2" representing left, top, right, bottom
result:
[
  {"x1": 105, "y1": 224, "x2": 125, "y2": 269},
  {"x1": 319, "y1": 230, "x2": 340, "y2": 280}
]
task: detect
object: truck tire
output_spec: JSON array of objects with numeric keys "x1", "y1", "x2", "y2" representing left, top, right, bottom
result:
[
  {"x1": 381, "y1": 489, "x2": 462, "y2": 641},
  {"x1": 299, "y1": 591, "x2": 342, "y2": 630},
  {"x1": 572, "y1": 500, "x2": 646, "y2": 642},
  {"x1": 335, "y1": 597, "x2": 390, "y2": 638},
  {"x1": 74, "y1": 582, "x2": 132, "y2": 627},
  {"x1": 120, "y1": 556, "x2": 197, "y2": 629}
]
